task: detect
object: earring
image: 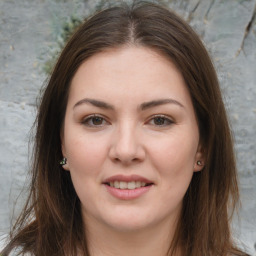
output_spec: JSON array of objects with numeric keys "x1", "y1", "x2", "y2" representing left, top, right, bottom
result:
[
  {"x1": 60, "y1": 157, "x2": 67, "y2": 166},
  {"x1": 197, "y1": 160, "x2": 202, "y2": 166}
]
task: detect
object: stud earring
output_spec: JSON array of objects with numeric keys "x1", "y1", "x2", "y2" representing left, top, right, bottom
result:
[
  {"x1": 60, "y1": 157, "x2": 67, "y2": 166},
  {"x1": 197, "y1": 160, "x2": 202, "y2": 166}
]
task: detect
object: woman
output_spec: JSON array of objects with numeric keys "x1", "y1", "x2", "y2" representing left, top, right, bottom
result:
[{"x1": 1, "y1": 1, "x2": 249, "y2": 256}]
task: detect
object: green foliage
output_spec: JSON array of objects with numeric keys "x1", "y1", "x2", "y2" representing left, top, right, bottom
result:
[
  {"x1": 61, "y1": 16, "x2": 82, "y2": 46},
  {"x1": 94, "y1": 0, "x2": 167, "y2": 11},
  {"x1": 43, "y1": 15, "x2": 83, "y2": 75},
  {"x1": 42, "y1": 0, "x2": 169, "y2": 75}
]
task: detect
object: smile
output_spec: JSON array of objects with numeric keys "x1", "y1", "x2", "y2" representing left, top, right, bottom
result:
[
  {"x1": 107, "y1": 181, "x2": 152, "y2": 190},
  {"x1": 103, "y1": 175, "x2": 154, "y2": 200}
]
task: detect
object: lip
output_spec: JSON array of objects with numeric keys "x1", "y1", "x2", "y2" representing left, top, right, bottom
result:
[
  {"x1": 102, "y1": 174, "x2": 154, "y2": 200},
  {"x1": 104, "y1": 184, "x2": 153, "y2": 200},
  {"x1": 103, "y1": 174, "x2": 153, "y2": 184}
]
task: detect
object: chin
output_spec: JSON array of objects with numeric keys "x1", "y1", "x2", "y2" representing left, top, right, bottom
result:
[
  {"x1": 107, "y1": 220, "x2": 150, "y2": 233},
  {"x1": 102, "y1": 211, "x2": 157, "y2": 232}
]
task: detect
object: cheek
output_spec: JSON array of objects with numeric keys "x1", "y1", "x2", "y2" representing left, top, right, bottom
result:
[
  {"x1": 64, "y1": 131, "x2": 109, "y2": 176},
  {"x1": 149, "y1": 137, "x2": 196, "y2": 210},
  {"x1": 65, "y1": 133, "x2": 109, "y2": 204},
  {"x1": 147, "y1": 132, "x2": 198, "y2": 183}
]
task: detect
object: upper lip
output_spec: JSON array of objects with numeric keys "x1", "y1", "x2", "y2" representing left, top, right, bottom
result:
[{"x1": 103, "y1": 174, "x2": 154, "y2": 184}]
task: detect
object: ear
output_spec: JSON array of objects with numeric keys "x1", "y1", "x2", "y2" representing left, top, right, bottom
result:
[
  {"x1": 194, "y1": 144, "x2": 205, "y2": 172},
  {"x1": 62, "y1": 159, "x2": 69, "y2": 171},
  {"x1": 60, "y1": 134, "x2": 70, "y2": 171}
]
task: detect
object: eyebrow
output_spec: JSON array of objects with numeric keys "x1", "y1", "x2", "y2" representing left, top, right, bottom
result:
[
  {"x1": 73, "y1": 98, "x2": 184, "y2": 110},
  {"x1": 73, "y1": 98, "x2": 114, "y2": 110},
  {"x1": 140, "y1": 99, "x2": 184, "y2": 110}
]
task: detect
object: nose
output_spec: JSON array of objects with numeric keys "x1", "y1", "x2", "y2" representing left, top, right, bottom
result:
[{"x1": 109, "y1": 123, "x2": 146, "y2": 165}]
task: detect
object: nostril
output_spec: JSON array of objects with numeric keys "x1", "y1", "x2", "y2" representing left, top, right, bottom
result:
[
  {"x1": 114, "y1": 157, "x2": 121, "y2": 163},
  {"x1": 109, "y1": 142, "x2": 146, "y2": 164},
  {"x1": 113, "y1": 156, "x2": 140, "y2": 164}
]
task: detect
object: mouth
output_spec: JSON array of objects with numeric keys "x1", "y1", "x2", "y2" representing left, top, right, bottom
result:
[
  {"x1": 102, "y1": 174, "x2": 154, "y2": 199},
  {"x1": 104, "y1": 180, "x2": 154, "y2": 190}
]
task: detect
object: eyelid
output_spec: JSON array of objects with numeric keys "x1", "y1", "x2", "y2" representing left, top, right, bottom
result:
[
  {"x1": 146, "y1": 114, "x2": 175, "y2": 126},
  {"x1": 81, "y1": 114, "x2": 110, "y2": 127}
]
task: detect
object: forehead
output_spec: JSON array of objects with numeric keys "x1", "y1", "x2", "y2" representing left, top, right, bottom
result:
[{"x1": 68, "y1": 46, "x2": 192, "y2": 107}]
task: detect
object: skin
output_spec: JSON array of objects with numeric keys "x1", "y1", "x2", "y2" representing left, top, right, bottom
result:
[{"x1": 61, "y1": 46, "x2": 204, "y2": 256}]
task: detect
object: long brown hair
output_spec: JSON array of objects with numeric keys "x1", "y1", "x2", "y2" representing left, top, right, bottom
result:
[{"x1": 2, "y1": 1, "x2": 248, "y2": 256}]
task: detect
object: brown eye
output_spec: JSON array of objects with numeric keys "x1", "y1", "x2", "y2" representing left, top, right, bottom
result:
[
  {"x1": 91, "y1": 116, "x2": 104, "y2": 125},
  {"x1": 153, "y1": 117, "x2": 166, "y2": 125},
  {"x1": 148, "y1": 115, "x2": 173, "y2": 126},
  {"x1": 82, "y1": 115, "x2": 108, "y2": 127}
]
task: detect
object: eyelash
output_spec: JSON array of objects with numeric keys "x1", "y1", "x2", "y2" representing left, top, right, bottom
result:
[
  {"x1": 81, "y1": 114, "x2": 174, "y2": 128},
  {"x1": 147, "y1": 115, "x2": 174, "y2": 127},
  {"x1": 81, "y1": 114, "x2": 109, "y2": 127}
]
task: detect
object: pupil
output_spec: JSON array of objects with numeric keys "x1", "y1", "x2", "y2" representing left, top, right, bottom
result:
[
  {"x1": 92, "y1": 117, "x2": 103, "y2": 125},
  {"x1": 154, "y1": 117, "x2": 164, "y2": 125}
]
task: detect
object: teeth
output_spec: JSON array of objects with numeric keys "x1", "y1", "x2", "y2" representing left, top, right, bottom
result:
[
  {"x1": 128, "y1": 181, "x2": 136, "y2": 189},
  {"x1": 109, "y1": 181, "x2": 149, "y2": 189},
  {"x1": 135, "y1": 181, "x2": 141, "y2": 188},
  {"x1": 120, "y1": 181, "x2": 127, "y2": 189},
  {"x1": 114, "y1": 181, "x2": 120, "y2": 189}
]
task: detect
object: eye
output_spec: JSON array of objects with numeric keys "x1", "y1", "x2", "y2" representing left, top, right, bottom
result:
[
  {"x1": 82, "y1": 115, "x2": 109, "y2": 127},
  {"x1": 148, "y1": 115, "x2": 174, "y2": 126}
]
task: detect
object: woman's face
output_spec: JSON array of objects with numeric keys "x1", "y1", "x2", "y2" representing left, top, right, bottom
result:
[{"x1": 62, "y1": 46, "x2": 204, "y2": 233}]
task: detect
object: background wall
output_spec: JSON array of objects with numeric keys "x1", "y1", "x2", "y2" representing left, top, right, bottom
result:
[{"x1": 0, "y1": 0, "x2": 255, "y2": 254}]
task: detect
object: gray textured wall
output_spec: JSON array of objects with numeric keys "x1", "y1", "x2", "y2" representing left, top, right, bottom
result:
[{"x1": 0, "y1": 0, "x2": 255, "y2": 254}]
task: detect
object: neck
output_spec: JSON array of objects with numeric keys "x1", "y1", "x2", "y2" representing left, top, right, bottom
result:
[{"x1": 84, "y1": 217, "x2": 181, "y2": 256}]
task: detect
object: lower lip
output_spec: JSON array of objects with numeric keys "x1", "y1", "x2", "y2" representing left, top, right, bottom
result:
[{"x1": 104, "y1": 184, "x2": 152, "y2": 200}]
